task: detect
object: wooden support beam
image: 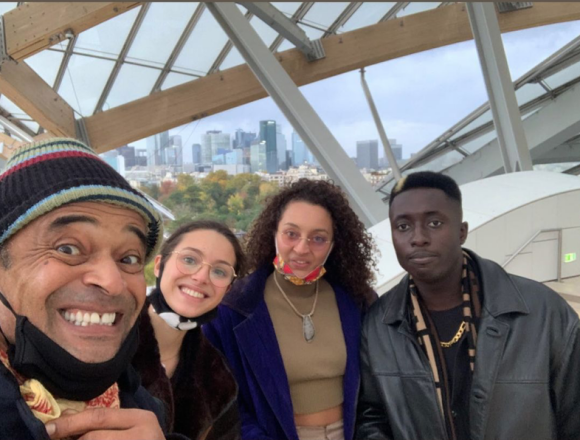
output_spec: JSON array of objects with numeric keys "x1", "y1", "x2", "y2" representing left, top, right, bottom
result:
[
  {"x1": 0, "y1": 59, "x2": 76, "y2": 137},
  {"x1": 3, "y1": 2, "x2": 140, "y2": 61},
  {"x1": 84, "y1": 2, "x2": 580, "y2": 152},
  {"x1": 0, "y1": 132, "x2": 21, "y2": 159}
]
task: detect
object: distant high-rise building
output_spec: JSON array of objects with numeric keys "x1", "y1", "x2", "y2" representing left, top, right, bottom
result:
[
  {"x1": 117, "y1": 145, "x2": 136, "y2": 168},
  {"x1": 292, "y1": 132, "x2": 314, "y2": 165},
  {"x1": 146, "y1": 131, "x2": 170, "y2": 168},
  {"x1": 233, "y1": 129, "x2": 257, "y2": 149},
  {"x1": 201, "y1": 130, "x2": 230, "y2": 164},
  {"x1": 251, "y1": 140, "x2": 267, "y2": 173},
  {"x1": 191, "y1": 143, "x2": 201, "y2": 165},
  {"x1": 101, "y1": 151, "x2": 126, "y2": 177},
  {"x1": 165, "y1": 135, "x2": 183, "y2": 171},
  {"x1": 260, "y1": 120, "x2": 278, "y2": 173},
  {"x1": 276, "y1": 124, "x2": 288, "y2": 171},
  {"x1": 226, "y1": 149, "x2": 244, "y2": 165},
  {"x1": 357, "y1": 140, "x2": 379, "y2": 170}
]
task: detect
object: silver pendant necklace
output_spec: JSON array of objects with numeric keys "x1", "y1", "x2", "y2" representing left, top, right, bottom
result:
[{"x1": 273, "y1": 274, "x2": 319, "y2": 343}]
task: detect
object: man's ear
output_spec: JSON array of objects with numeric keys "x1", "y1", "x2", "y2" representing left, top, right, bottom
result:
[
  {"x1": 153, "y1": 255, "x2": 162, "y2": 278},
  {"x1": 460, "y1": 221, "x2": 469, "y2": 245}
]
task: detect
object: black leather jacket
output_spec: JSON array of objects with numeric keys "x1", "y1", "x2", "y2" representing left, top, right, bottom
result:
[{"x1": 356, "y1": 251, "x2": 580, "y2": 440}]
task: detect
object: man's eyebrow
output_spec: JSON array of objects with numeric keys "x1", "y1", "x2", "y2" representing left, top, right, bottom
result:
[
  {"x1": 125, "y1": 225, "x2": 148, "y2": 251},
  {"x1": 49, "y1": 215, "x2": 98, "y2": 230}
]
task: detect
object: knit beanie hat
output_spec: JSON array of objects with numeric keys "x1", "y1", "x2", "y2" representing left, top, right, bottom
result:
[{"x1": 0, "y1": 138, "x2": 163, "y2": 262}]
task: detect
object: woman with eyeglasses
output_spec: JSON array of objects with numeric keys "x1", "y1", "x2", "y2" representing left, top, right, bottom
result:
[
  {"x1": 204, "y1": 179, "x2": 377, "y2": 440},
  {"x1": 132, "y1": 220, "x2": 246, "y2": 440}
]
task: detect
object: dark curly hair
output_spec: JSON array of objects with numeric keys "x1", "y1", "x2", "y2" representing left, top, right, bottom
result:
[{"x1": 244, "y1": 179, "x2": 377, "y2": 308}]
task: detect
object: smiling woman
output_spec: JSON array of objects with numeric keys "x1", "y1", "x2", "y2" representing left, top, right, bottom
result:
[
  {"x1": 204, "y1": 179, "x2": 378, "y2": 440},
  {"x1": 131, "y1": 220, "x2": 246, "y2": 440}
]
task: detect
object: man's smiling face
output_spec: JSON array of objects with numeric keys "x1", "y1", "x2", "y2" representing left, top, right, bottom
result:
[{"x1": 0, "y1": 202, "x2": 148, "y2": 363}]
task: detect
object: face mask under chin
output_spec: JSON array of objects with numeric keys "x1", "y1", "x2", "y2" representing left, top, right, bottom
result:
[{"x1": 0, "y1": 290, "x2": 139, "y2": 401}]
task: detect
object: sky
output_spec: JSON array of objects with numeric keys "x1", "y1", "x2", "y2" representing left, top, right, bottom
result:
[{"x1": 133, "y1": 19, "x2": 580, "y2": 162}]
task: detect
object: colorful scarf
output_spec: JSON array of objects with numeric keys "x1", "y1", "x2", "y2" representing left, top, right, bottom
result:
[
  {"x1": 0, "y1": 349, "x2": 120, "y2": 423},
  {"x1": 409, "y1": 251, "x2": 482, "y2": 440}
]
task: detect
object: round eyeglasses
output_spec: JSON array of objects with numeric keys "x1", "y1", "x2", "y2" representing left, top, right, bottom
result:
[
  {"x1": 278, "y1": 230, "x2": 332, "y2": 250},
  {"x1": 170, "y1": 251, "x2": 236, "y2": 288}
]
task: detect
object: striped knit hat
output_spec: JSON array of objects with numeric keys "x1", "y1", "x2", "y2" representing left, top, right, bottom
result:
[{"x1": 0, "y1": 138, "x2": 163, "y2": 261}]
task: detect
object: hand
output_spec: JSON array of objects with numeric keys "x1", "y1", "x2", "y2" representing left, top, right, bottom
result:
[{"x1": 45, "y1": 408, "x2": 165, "y2": 440}]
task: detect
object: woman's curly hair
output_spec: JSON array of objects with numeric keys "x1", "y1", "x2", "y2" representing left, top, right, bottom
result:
[{"x1": 244, "y1": 178, "x2": 377, "y2": 308}]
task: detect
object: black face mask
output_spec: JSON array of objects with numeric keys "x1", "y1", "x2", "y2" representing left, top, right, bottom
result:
[
  {"x1": 0, "y1": 291, "x2": 139, "y2": 401},
  {"x1": 147, "y1": 262, "x2": 218, "y2": 331}
]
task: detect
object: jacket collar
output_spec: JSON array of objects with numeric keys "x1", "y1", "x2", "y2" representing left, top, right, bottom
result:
[
  {"x1": 383, "y1": 249, "x2": 529, "y2": 325},
  {"x1": 221, "y1": 266, "x2": 272, "y2": 316}
]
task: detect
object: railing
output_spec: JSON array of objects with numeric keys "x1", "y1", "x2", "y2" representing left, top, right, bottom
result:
[{"x1": 502, "y1": 228, "x2": 563, "y2": 282}]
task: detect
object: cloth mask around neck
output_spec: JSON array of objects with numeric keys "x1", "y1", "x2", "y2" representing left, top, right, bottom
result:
[
  {"x1": 273, "y1": 239, "x2": 333, "y2": 286},
  {"x1": 147, "y1": 261, "x2": 218, "y2": 331},
  {"x1": 0, "y1": 290, "x2": 139, "y2": 401}
]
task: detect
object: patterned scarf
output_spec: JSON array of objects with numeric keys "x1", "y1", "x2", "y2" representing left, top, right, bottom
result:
[
  {"x1": 0, "y1": 349, "x2": 120, "y2": 423},
  {"x1": 408, "y1": 251, "x2": 482, "y2": 440}
]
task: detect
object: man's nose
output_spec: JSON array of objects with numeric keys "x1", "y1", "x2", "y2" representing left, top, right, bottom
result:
[
  {"x1": 411, "y1": 226, "x2": 430, "y2": 247},
  {"x1": 82, "y1": 256, "x2": 127, "y2": 296}
]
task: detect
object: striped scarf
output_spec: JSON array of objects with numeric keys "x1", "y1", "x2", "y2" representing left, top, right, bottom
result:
[{"x1": 409, "y1": 251, "x2": 482, "y2": 440}]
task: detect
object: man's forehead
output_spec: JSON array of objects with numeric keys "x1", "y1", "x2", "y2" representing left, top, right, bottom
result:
[
  {"x1": 29, "y1": 202, "x2": 146, "y2": 233},
  {"x1": 390, "y1": 187, "x2": 458, "y2": 218}
]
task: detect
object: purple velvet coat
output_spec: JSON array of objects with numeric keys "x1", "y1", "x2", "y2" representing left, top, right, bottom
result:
[{"x1": 203, "y1": 266, "x2": 365, "y2": 440}]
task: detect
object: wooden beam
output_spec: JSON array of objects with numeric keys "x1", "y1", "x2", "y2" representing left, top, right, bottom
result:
[
  {"x1": 0, "y1": 132, "x2": 21, "y2": 159},
  {"x1": 4, "y1": 2, "x2": 140, "y2": 61},
  {"x1": 0, "y1": 59, "x2": 76, "y2": 137},
  {"x1": 85, "y1": 2, "x2": 580, "y2": 153}
]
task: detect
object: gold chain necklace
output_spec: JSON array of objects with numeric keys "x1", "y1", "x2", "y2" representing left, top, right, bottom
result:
[
  {"x1": 440, "y1": 321, "x2": 467, "y2": 348},
  {"x1": 273, "y1": 274, "x2": 319, "y2": 343}
]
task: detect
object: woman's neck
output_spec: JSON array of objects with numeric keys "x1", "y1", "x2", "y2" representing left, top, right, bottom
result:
[{"x1": 148, "y1": 305, "x2": 187, "y2": 369}]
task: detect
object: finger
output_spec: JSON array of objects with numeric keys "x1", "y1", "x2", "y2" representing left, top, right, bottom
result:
[{"x1": 47, "y1": 409, "x2": 134, "y2": 439}]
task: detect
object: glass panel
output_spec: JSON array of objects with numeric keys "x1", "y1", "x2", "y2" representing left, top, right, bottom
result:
[
  {"x1": 0, "y1": 96, "x2": 30, "y2": 121},
  {"x1": 544, "y1": 62, "x2": 580, "y2": 90},
  {"x1": 515, "y1": 83, "x2": 545, "y2": 106},
  {"x1": 75, "y1": 7, "x2": 140, "y2": 58},
  {"x1": 272, "y1": 2, "x2": 301, "y2": 17},
  {"x1": 277, "y1": 39, "x2": 294, "y2": 52},
  {"x1": 302, "y1": 2, "x2": 348, "y2": 30},
  {"x1": 58, "y1": 55, "x2": 115, "y2": 116},
  {"x1": 0, "y1": 2, "x2": 17, "y2": 15},
  {"x1": 341, "y1": 3, "x2": 397, "y2": 33},
  {"x1": 25, "y1": 47, "x2": 64, "y2": 88},
  {"x1": 298, "y1": 23, "x2": 324, "y2": 41},
  {"x1": 162, "y1": 72, "x2": 196, "y2": 90},
  {"x1": 462, "y1": 130, "x2": 497, "y2": 154},
  {"x1": 105, "y1": 64, "x2": 159, "y2": 109},
  {"x1": 173, "y1": 7, "x2": 229, "y2": 76},
  {"x1": 397, "y1": 3, "x2": 440, "y2": 18},
  {"x1": 250, "y1": 15, "x2": 279, "y2": 47},
  {"x1": 126, "y1": 3, "x2": 199, "y2": 69},
  {"x1": 450, "y1": 109, "x2": 493, "y2": 142},
  {"x1": 414, "y1": 149, "x2": 464, "y2": 173},
  {"x1": 219, "y1": 47, "x2": 245, "y2": 71}
]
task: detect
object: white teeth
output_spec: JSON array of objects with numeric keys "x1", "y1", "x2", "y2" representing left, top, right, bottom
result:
[
  {"x1": 62, "y1": 310, "x2": 116, "y2": 326},
  {"x1": 181, "y1": 287, "x2": 204, "y2": 298}
]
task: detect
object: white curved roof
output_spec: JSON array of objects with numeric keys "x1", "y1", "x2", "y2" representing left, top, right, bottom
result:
[{"x1": 370, "y1": 170, "x2": 580, "y2": 294}]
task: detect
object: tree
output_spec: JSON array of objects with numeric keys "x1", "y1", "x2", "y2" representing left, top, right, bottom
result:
[{"x1": 227, "y1": 194, "x2": 244, "y2": 216}]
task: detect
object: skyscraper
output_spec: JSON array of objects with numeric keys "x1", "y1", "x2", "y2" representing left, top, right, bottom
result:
[
  {"x1": 357, "y1": 140, "x2": 379, "y2": 170},
  {"x1": 233, "y1": 129, "x2": 256, "y2": 149},
  {"x1": 260, "y1": 120, "x2": 278, "y2": 173},
  {"x1": 201, "y1": 130, "x2": 231, "y2": 164},
  {"x1": 191, "y1": 144, "x2": 201, "y2": 165},
  {"x1": 276, "y1": 124, "x2": 288, "y2": 171},
  {"x1": 292, "y1": 131, "x2": 315, "y2": 166},
  {"x1": 250, "y1": 140, "x2": 267, "y2": 173},
  {"x1": 146, "y1": 131, "x2": 170, "y2": 168}
]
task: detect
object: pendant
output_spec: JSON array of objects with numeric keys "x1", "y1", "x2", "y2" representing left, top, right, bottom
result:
[{"x1": 303, "y1": 315, "x2": 315, "y2": 343}]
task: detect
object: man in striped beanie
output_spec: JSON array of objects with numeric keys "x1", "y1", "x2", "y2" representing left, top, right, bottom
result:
[{"x1": 0, "y1": 139, "x2": 174, "y2": 439}]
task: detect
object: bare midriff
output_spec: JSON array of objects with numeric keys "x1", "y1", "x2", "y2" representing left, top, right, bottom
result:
[{"x1": 294, "y1": 404, "x2": 343, "y2": 427}]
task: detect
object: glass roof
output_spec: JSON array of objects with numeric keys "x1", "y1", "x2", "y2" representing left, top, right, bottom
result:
[
  {"x1": 1, "y1": 1, "x2": 454, "y2": 130},
  {"x1": 1, "y1": 0, "x2": 579, "y2": 187}
]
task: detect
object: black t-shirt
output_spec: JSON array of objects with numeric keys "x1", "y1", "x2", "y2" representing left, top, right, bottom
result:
[{"x1": 430, "y1": 305, "x2": 471, "y2": 440}]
